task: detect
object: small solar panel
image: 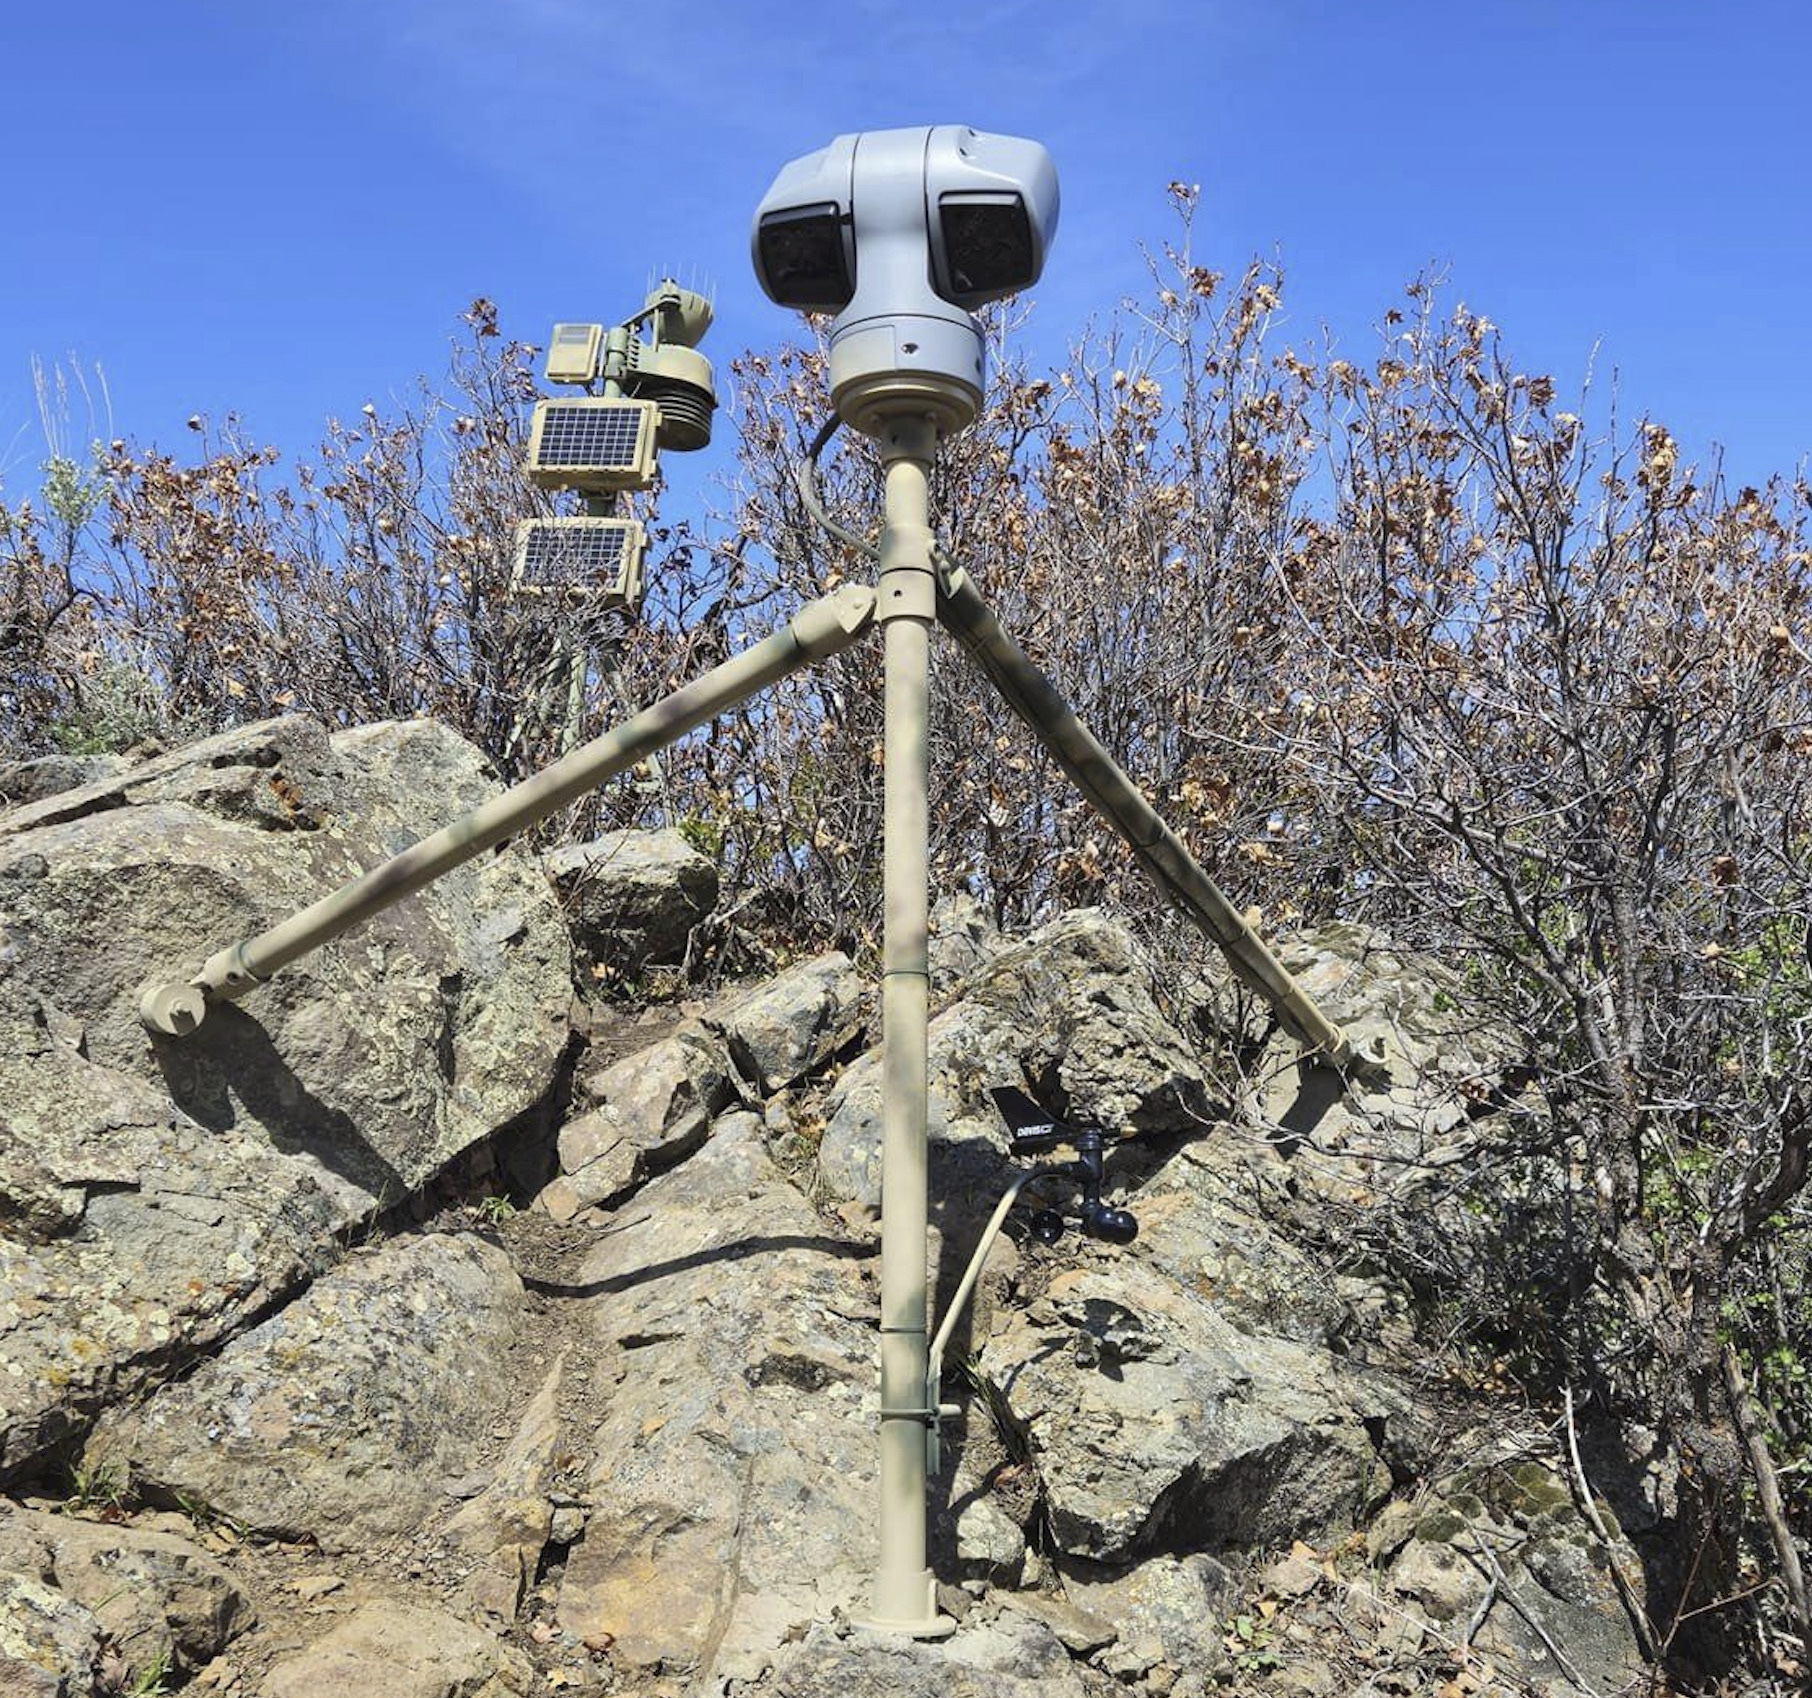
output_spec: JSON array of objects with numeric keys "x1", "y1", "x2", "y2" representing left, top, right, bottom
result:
[
  {"x1": 538, "y1": 404, "x2": 642, "y2": 467},
  {"x1": 512, "y1": 519, "x2": 646, "y2": 609},
  {"x1": 526, "y1": 398, "x2": 658, "y2": 493}
]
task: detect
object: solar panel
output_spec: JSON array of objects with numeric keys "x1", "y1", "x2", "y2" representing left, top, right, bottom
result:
[
  {"x1": 526, "y1": 398, "x2": 659, "y2": 493},
  {"x1": 537, "y1": 404, "x2": 642, "y2": 467},
  {"x1": 512, "y1": 519, "x2": 646, "y2": 609}
]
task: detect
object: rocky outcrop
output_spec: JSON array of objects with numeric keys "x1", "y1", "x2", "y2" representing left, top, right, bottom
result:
[
  {"x1": 0, "y1": 717, "x2": 571, "y2": 1478},
  {"x1": 0, "y1": 726, "x2": 1669, "y2": 1697},
  {"x1": 84, "y1": 1233, "x2": 524, "y2": 1549},
  {"x1": 544, "y1": 827, "x2": 718, "y2": 979}
]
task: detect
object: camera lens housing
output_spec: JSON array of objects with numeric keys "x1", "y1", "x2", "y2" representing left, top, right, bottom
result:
[
  {"x1": 754, "y1": 202, "x2": 855, "y2": 312},
  {"x1": 753, "y1": 126, "x2": 1059, "y2": 438}
]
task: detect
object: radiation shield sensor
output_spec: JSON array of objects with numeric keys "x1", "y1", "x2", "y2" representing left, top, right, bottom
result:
[
  {"x1": 539, "y1": 282, "x2": 718, "y2": 454},
  {"x1": 752, "y1": 125, "x2": 1058, "y2": 436},
  {"x1": 511, "y1": 517, "x2": 648, "y2": 610},
  {"x1": 624, "y1": 334, "x2": 714, "y2": 453}
]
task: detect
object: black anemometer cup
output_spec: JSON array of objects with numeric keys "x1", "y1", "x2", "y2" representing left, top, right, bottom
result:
[
  {"x1": 990, "y1": 1085, "x2": 1139, "y2": 1247},
  {"x1": 1079, "y1": 1199, "x2": 1139, "y2": 1245}
]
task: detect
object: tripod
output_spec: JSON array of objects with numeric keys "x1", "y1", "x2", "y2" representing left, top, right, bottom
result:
[
  {"x1": 138, "y1": 402, "x2": 1356, "y2": 1634},
  {"x1": 142, "y1": 108, "x2": 1380, "y2": 1645}
]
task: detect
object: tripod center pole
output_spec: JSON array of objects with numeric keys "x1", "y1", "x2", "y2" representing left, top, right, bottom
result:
[
  {"x1": 864, "y1": 411, "x2": 953, "y2": 1637},
  {"x1": 752, "y1": 125, "x2": 1057, "y2": 1637}
]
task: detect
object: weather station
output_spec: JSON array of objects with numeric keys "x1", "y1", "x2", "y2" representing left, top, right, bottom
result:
[
  {"x1": 515, "y1": 278, "x2": 718, "y2": 613},
  {"x1": 137, "y1": 124, "x2": 1365, "y2": 1642}
]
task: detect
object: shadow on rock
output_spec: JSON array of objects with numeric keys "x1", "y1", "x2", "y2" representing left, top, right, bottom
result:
[
  {"x1": 148, "y1": 1005, "x2": 408, "y2": 1207},
  {"x1": 519, "y1": 1230, "x2": 872, "y2": 1301}
]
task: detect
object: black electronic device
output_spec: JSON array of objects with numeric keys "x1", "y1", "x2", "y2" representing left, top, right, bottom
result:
[{"x1": 986, "y1": 1084, "x2": 1139, "y2": 1246}]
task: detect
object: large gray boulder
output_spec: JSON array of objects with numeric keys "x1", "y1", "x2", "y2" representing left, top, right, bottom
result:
[
  {"x1": 0, "y1": 753, "x2": 131, "y2": 811},
  {"x1": 1058, "y1": 1552, "x2": 1237, "y2": 1684},
  {"x1": 258, "y1": 1599, "x2": 534, "y2": 1698},
  {"x1": 706, "y1": 949, "x2": 863, "y2": 1093},
  {"x1": 543, "y1": 826, "x2": 718, "y2": 980},
  {"x1": 752, "y1": 1612, "x2": 1093, "y2": 1698},
  {"x1": 979, "y1": 1257, "x2": 1403, "y2": 1565},
  {"x1": 540, "y1": 1020, "x2": 738, "y2": 1221},
  {"x1": 0, "y1": 716, "x2": 571, "y2": 1478},
  {"x1": 0, "y1": 1503, "x2": 253, "y2": 1683},
  {"x1": 1258, "y1": 922, "x2": 1529, "y2": 1172},
  {"x1": 84, "y1": 1232, "x2": 523, "y2": 1549},
  {"x1": 1370, "y1": 1458, "x2": 1650, "y2": 1697}
]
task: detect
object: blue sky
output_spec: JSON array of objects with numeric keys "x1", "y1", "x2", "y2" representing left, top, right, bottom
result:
[{"x1": 2, "y1": 0, "x2": 1807, "y2": 509}]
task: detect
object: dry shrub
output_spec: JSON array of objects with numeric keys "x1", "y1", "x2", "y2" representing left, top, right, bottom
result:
[{"x1": 5, "y1": 192, "x2": 1810, "y2": 1673}]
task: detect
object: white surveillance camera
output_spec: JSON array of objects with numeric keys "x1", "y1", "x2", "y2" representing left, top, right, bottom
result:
[{"x1": 753, "y1": 125, "x2": 1059, "y2": 437}]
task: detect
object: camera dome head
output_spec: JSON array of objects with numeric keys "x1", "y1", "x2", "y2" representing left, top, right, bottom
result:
[{"x1": 753, "y1": 125, "x2": 1059, "y2": 438}]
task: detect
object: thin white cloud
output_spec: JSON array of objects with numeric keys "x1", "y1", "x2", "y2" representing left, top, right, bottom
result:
[{"x1": 292, "y1": 0, "x2": 1226, "y2": 196}]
